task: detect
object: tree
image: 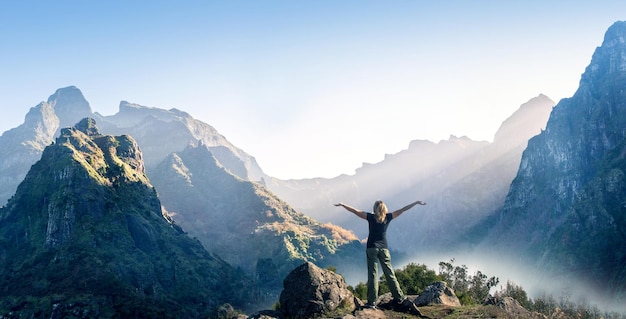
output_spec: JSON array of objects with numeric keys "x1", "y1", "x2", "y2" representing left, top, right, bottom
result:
[
  {"x1": 468, "y1": 270, "x2": 499, "y2": 303},
  {"x1": 438, "y1": 259, "x2": 499, "y2": 305}
]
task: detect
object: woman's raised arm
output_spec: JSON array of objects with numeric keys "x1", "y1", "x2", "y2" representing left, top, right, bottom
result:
[
  {"x1": 390, "y1": 200, "x2": 426, "y2": 219},
  {"x1": 334, "y1": 202, "x2": 368, "y2": 220}
]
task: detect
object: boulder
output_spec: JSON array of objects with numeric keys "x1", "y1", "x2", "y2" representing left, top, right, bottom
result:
[
  {"x1": 279, "y1": 262, "x2": 356, "y2": 318},
  {"x1": 414, "y1": 281, "x2": 461, "y2": 307},
  {"x1": 216, "y1": 303, "x2": 249, "y2": 319},
  {"x1": 484, "y1": 296, "x2": 547, "y2": 319}
]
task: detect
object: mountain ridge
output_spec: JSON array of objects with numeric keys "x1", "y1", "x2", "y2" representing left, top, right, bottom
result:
[
  {"x1": 0, "y1": 118, "x2": 251, "y2": 317},
  {"x1": 150, "y1": 143, "x2": 364, "y2": 290}
]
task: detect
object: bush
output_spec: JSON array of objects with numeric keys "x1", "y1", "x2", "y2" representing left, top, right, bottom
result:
[
  {"x1": 349, "y1": 283, "x2": 367, "y2": 301},
  {"x1": 394, "y1": 263, "x2": 441, "y2": 295}
]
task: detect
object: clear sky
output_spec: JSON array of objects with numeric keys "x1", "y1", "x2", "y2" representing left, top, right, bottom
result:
[{"x1": 1, "y1": 1, "x2": 625, "y2": 179}]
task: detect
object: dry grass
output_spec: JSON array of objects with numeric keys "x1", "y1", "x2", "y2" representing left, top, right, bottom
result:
[{"x1": 382, "y1": 305, "x2": 511, "y2": 319}]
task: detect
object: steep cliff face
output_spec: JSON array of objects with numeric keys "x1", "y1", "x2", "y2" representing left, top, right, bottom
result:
[
  {"x1": 150, "y1": 144, "x2": 363, "y2": 290},
  {"x1": 486, "y1": 21, "x2": 626, "y2": 301},
  {"x1": 0, "y1": 118, "x2": 251, "y2": 317}
]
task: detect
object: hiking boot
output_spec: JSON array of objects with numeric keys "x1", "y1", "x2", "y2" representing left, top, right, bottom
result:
[
  {"x1": 361, "y1": 303, "x2": 377, "y2": 310},
  {"x1": 395, "y1": 297, "x2": 428, "y2": 318}
]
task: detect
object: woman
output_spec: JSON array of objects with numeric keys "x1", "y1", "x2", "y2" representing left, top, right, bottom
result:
[{"x1": 334, "y1": 199, "x2": 426, "y2": 308}]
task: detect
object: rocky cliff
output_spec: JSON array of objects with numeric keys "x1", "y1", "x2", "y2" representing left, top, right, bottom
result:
[
  {"x1": 485, "y1": 21, "x2": 626, "y2": 305},
  {"x1": 0, "y1": 118, "x2": 251, "y2": 317}
]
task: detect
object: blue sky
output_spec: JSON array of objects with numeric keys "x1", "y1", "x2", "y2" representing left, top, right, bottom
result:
[{"x1": 2, "y1": 1, "x2": 625, "y2": 179}]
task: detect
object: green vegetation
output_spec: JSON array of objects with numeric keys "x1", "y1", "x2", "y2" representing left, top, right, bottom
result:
[
  {"x1": 350, "y1": 259, "x2": 498, "y2": 305},
  {"x1": 347, "y1": 259, "x2": 625, "y2": 319}
]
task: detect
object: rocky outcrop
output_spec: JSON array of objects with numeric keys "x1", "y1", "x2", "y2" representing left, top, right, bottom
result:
[
  {"x1": 484, "y1": 296, "x2": 547, "y2": 319},
  {"x1": 279, "y1": 262, "x2": 356, "y2": 318},
  {"x1": 414, "y1": 281, "x2": 461, "y2": 307},
  {"x1": 0, "y1": 118, "x2": 252, "y2": 317}
]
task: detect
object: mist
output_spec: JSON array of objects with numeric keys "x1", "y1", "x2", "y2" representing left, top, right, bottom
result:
[{"x1": 393, "y1": 250, "x2": 626, "y2": 314}]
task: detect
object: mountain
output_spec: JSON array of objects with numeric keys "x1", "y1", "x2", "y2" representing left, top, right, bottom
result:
[
  {"x1": 484, "y1": 21, "x2": 626, "y2": 306},
  {"x1": 97, "y1": 101, "x2": 265, "y2": 181},
  {"x1": 0, "y1": 89, "x2": 364, "y2": 304},
  {"x1": 149, "y1": 144, "x2": 363, "y2": 289},
  {"x1": 266, "y1": 95, "x2": 554, "y2": 252},
  {"x1": 0, "y1": 86, "x2": 92, "y2": 204},
  {"x1": 0, "y1": 90, "x2": 266, "y2": 206},
  {"x1": 0, "y1": 118, "x2": 251, "y2": 317}
]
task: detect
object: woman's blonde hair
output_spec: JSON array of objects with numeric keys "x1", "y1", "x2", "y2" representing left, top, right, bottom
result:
[{"x1": 373, "y1": 200, "x2": 388, "y2": 224}]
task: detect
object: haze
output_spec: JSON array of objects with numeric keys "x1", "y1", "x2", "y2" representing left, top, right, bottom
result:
[{"x1": 2, "y1": 1, "x2": 626, "y2": 179}]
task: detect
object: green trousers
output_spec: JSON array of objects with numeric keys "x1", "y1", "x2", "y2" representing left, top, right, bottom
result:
[{"x1": 366, "y1": 247, "x2": 404, "y2": 304}]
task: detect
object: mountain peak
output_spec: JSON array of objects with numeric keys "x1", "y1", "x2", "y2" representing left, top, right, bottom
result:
[
  {"x1": 0, "y1": 119, "x2": 251, "y2": 316},
  {"x1": 73, "y1": 117, "x2": 100, "y2": 136},
  {"x1": 493, "y1": 94, "x2": 554, "y2": 145},
  {"x1": 46, "y1": 86, "x2": 93, "y2": 128},
  {"x1": 602, "y1": 21, "x2": 626, "y2": 48},
  {"x1": 579, "y1": 21, "x2": 626, "y2": 89}
]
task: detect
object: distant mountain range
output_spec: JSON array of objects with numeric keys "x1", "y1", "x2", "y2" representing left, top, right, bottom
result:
[
  {"x1": 0, "y1": 90, "x2": 267, "y2": 206},
  {"x1": 265, "y1": 94, "x2": 555, "y2": 253}
]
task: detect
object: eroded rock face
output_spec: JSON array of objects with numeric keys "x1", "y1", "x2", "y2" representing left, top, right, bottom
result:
[{"x1": 279, "y1": 262, "x2": 356, "y2": 318}]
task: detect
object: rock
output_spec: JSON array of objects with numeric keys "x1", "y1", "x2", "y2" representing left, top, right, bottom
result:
[
  {"x1": 414, "y1": 281, "x2": 461, "y2": 307},
  {"x1": 376, "y1": 293, "x2": 426, "y2": 317},
  {"x1": 247, "y1": 309, "x2": 281, "y2": 319},
  {"x1": 351, "y1": 308, "x2": 386, "y2": 319},
  {"x1": 279, "y1": 262, "x2": 356, "y2": 318},
  {"x1": 484, "y1": 296, "x2": 547, "y2": 319},
  {"x1": 216, "y1": 303, "x2": 249, "y2": 319}
]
